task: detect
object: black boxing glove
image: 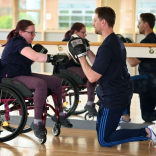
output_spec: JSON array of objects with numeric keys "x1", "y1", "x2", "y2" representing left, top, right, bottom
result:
[
  {"x1": 53, "y1": 53, "x2": 69, "y2": 65},
  {"x1": 46, "y1": 53, "x2": 69, "y2": 65},
  {"x1": 33, "y1": 43, "x2": 48, "y2": 54}
]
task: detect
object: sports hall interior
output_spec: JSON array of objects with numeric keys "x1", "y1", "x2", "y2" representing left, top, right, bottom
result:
[{"x1": 0, "y1": 0, "x2": 156, "y2": 156}]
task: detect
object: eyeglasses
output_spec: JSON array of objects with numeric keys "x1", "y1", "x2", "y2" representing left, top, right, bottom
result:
[
  {"x1": 24, "y1": 31, "x2": 37, "y2": 36},
  {"x1": 79, "y1": 31, "x2": 87, "y2": 35}
]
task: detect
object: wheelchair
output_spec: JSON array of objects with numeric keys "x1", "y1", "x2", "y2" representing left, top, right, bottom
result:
[
  {"x1": 117, "y1": 34, "x2": 134, "y2": 43},
  {"x1": 53, "y1": 64, "x2": 97, "y2": 121},
  {"x1": 0, "y1": 78, "x2": 62, "y2": 144}
]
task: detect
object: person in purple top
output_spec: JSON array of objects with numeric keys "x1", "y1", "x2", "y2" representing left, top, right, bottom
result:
[
  {"x1": 55, "y1": 22, "x2": 97, "y2": 116},
  {"x1": 67, "y1": 6, "x2": 156, "y2": 147},
  {"x1": 0, "y1": 19, "x2": 72, "y2": 140}
]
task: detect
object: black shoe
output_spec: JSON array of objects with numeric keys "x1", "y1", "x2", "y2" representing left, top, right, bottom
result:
[
  {"x1": 84, "y1": 104, "x2": 97, "y2": 116},
  {"x1": 96, "y1": 100, "x2": 101, "y2": 106},
  {"x1": 52, "y1": 115, "x2": 73, "y2": 128},
  {"x1": 30, "y1": 122, "x2": 47, "y2": 139}
]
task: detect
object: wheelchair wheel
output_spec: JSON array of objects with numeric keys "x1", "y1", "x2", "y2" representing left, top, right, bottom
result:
[
  {"x1": 60, "y1": 77, "x2": 79, "y2": 117},
  {"x1": 73, "y1": 108, "x2": 87, "y2": 115},
  {"x1": 0, "y1": 85, "x2": 27, "y2": 142},
  {"x1": 85, "y1": 113, "x2": 94, "y2": 121},
  {"x1": 72, "y1": 86, "x2": 88, "y2": 115},
  {"x1": 39, "y1": 136, "x2": 47, "y2": 144},
  {"x1": 52, "y1": 123, "x2": 61, "y2": 136}
]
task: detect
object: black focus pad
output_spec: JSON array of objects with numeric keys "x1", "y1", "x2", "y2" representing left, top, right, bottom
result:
[
  {"x1": 53, "y1": 53, "x2": 69, "y2": 65},
  {"x1": 83, "y1": 38, "x2": 90, "y2": 51},
  {"x1": 33, "y1": 43, "x2": 48, "y2": 54},
  {"x1": 67, "y1": 37, "x2": 87, "y2": 65}
]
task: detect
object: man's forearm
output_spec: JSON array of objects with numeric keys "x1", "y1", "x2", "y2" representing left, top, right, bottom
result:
[
  {"x1": 79, "y1": 56, "x2": 101, "y2": 83},
  {"x1": 87, "y1": 50, "x2": 95, "y2": 64},
  {"x1": 127, "y1": 57, "x2": 141, "y2": 67}
]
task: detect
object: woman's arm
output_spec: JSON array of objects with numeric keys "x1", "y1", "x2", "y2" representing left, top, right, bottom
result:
[{"x1": 21, "y1": 47, "x2": 47, "y2": 62}]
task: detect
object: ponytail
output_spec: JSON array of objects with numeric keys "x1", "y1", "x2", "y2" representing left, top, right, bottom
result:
[{"x1": 2, "y1": 29, "x2": 19, "y2": 47}]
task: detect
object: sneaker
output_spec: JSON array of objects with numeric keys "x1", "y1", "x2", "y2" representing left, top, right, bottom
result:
[
  {"x1": 116, "y1": 117, "x2": 131, "y2": 130},
  {"x1": 147, "y1": 124, "x2": 156, "y2": 148},
  {"x1": 52, "y1": 115, "x2": 73, "y2": 128},
  {"x1": 84, "y1": 104, "x2": 97, "y2": 116},
  {"x1": 116, "y1": 123, "x2": 121, "y2": 130},
  {"x1": 30, "y1": 122, "x2": 47, "y2": 139},
  {"x1": 120, "y1": 116, "x2": 131, "y2": 123},
  {"x1": 96, "y1": 100, "x2": 101, "y2": 107}
]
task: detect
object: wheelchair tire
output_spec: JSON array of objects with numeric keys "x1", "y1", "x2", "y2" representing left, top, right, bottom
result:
[
  {"x1": 0, "y1": 85, "x2": 27, "y2": 142},
  {"x1": 72, "y1": 87, "x2": 88, "y2": 115},
  {"x1": 52, "y1": 123, "x2": 61, "y2": 136},
  {"x1": 72, "y1": 109, "x2": 87, "y2": 115},
  {"x1": 85, "y1": 113, "x2": 94, "y2": 121},
  {"x1": 59, "y1": 76, "x2": 79, "y2": 117}
]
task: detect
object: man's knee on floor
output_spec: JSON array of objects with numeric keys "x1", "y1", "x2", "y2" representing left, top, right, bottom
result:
[{"x1": 98, "y1": 138, "x2": 112, "y2": 147}]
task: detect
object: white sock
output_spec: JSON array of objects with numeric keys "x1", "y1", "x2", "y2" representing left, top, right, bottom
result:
[
  {"x1": 86, "y1": 101, "x2": 94, "y2": 105},
  {"x1": 59, "y1": 112, "x2": 66, "y2": 117},
  {"x1": 34, "y1": 119, "x2": 42, "y2": 124}
]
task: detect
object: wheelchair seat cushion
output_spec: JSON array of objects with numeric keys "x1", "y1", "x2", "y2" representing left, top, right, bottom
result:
[
  {"x1": 60, "y1": 69, "x2": 87, "y2": 85},
  {"x1": 2, "y1": 78, "x2": 33, "y2": 97}
]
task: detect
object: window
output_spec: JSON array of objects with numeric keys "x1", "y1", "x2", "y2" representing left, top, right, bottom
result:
[
  {"x1": 0, "y1": 0, "x2": 13, "y2": 29},
  {"x1": 136, "y1": 0, "x2": 156, "y2": 32},
  {"x1": 45, "y1": 0, "x2": 96, "y2": 31},
  {"x1": 18, "y1": 0, "x2": 41, "y2": 29},
  {"x1": 119, "y1": 0, "x2": 134, "y2": 33}
]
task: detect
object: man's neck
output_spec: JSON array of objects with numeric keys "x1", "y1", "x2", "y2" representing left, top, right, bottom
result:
[
  {"x1": 101, "y1": 28, "x2": 113, "y2": 40},
  {"x1": 144, "y1": 29, "x2": 153, "y2": 37}
]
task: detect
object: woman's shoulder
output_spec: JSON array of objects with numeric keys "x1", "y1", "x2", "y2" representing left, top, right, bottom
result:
[
  {"x1": 13, "y1": 36, "x2": 26, "y2": 41},
  {"x1": 7, "y1": 36, "x2": 28, "y2": 47},
  {"x1": 62, "y1": 35, "x2": 71, "y2": 41}
]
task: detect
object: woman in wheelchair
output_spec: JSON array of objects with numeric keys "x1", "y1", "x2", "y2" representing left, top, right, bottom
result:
[
  {"x1": 0, "y1": 19, "x2": 72, "y2": 140},
  {"x1": 57, "y1": 22, "x2": 97, "y2": 116}
]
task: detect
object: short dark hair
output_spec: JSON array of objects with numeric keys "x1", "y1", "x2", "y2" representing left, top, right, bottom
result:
[
  {"x1": 140, "y1": 13, "x2": 156, "y2": 29},
  {"x1": 95, "y1": 6, "x2": 116, "y2": 27}
]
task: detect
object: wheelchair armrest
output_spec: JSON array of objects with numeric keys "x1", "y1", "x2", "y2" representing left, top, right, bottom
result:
[
  {"x1": 59, "y1": 69, "x2": 87, "y2": 85},
  {"x1": 2, "y1": 78, "x2": 33, "y2": 97}
]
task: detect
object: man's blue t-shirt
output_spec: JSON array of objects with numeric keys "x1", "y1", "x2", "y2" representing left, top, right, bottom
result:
[
  {"x1": 92, "y1": 33, "x2": 131, "y2": 107},
  {"x1": 0, "y1": 36, "x2": 33, "y2": 82}
]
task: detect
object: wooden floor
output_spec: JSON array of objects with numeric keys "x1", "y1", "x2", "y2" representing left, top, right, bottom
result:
[{"x1": 1, "y1": 94, "x2": 156, "y2": 156}]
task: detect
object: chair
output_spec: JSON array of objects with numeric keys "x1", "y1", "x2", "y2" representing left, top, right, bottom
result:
[{"x1": 0, "y1": 78, "x2": 61, "y2": 144}]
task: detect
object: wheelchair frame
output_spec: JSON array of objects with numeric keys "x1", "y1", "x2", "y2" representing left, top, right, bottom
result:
[
  {"x1": 54, "y1": 69, "x2": 97, "y2": 121},
  {"x1": 0, "y1": 78, "x2": 61, "y2": 144}
]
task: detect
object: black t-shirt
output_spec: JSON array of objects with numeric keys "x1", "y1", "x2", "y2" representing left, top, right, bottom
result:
[
  {"x1": 0, "y1": 36, "x2": 33, "y2": 82},
  {"x1": 92, "y1": 33, "x2": 131, "y2": 95},
  {"x1": 92, "y1": 33, "x2": 132, "y2": 108},
  {"x1": 137, "y1": 32, "x2": 156, "y2": 75}
]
